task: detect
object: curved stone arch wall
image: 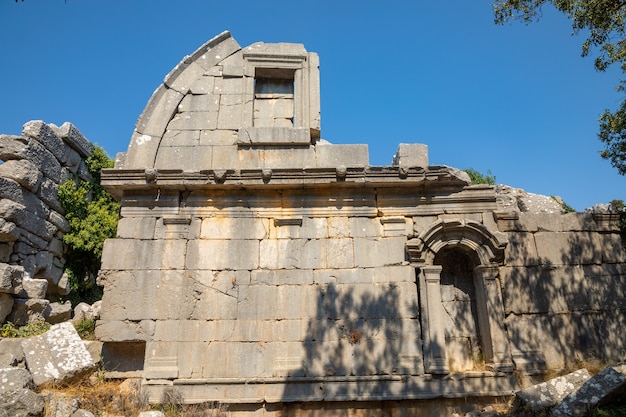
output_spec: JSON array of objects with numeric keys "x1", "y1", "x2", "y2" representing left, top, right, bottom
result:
[{"x1": 407, "y1": 219, "x2": 513, "y2": 374}]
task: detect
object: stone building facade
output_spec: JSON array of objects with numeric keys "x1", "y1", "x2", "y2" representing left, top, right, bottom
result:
[{"x1": 96, "y1": 31, "x2": 626, "y2": 412}]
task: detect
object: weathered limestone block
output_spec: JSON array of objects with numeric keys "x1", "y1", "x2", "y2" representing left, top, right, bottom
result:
[
  {"x1": 552, "y1": 365, "x2": 626, "y2": 417},
  {"x1": 503, "y1": 232, "x2": 540, "y2": 266},
  {"x1": 0, "y1": 263, "x2": 25, "y2": 293},
  {"x1": 101, "y1": 239, "x2": 186, "y2": 270},
  {"x1": 41, "y1": 391, "x2": 80, "y2": 417},
  {"x1": 392, "y1": 143, "x2": 428, "y2": 168},
  {"x1": 0, "y1": 339, "x2": 25, "y2": 367},
  {"x1": 0, "y1": 219, "x2": 19, "y2": 242},
  {"x1": 155, "y1": 145, "x2": 213, "y2": 171},
  {"x1": 199, "y1": 129, "x2": 238, "y2": 146},
  {"x1": 0, "y1": 367, "x2": 44, "y2": 417},
  {"x1": 45, "y1": 301, "x2": 72, "y2": 324},
  {"x1": 186, "y1": 239, "x2": 259, "y2": 270},
  {"x1": 515, "y1": 369, "x2": 591, "y2": 411},
  {"x1": 8, "y1": 298, "x2": 50, "y2": 326},
  {"x1": 270, "y1": 217, "x2": 327, "y2": 240},
  {"x1": 0, "y1": 178, "x2": 50, "y2": 221},
  {"x1": 22, "y1": 120, "x2": 67, "y2": 163},
  {"x1": 53, "y1": 122, "x2": 93, "y2": 159},
  {"x1": 95, "y1": 319, "x2": 154, "y2": 342},
  {"x1": 22, "y1": 322, "x2": 96, "y2": 386},
  {"x1": 48, "y1": 211, "x2": 70, "y2": 234},
  {"x1": 37, "y1": 177, "x2": 62, "y2": 213},
  {"x1": 350, "y1": 217, "x2": 383, "y2": 238},
  {"x1": 16, "y1": 277, "x2": 48, "y2": 299},
  {"x1": 201, "y1": 216, "x2": 269, "y2": 240},
  {"x1": 160, "y1": 130, "x2": 200, "y2": 147},
  {"x1": 238, "y1": 127, "x2": 310, "y2": 146},
  {"x1": 167, "y1": 111, "x2": 218, "y2": 131},
  {"x1": 99, "y1": 270, "x2": 196, "y2": 321},
  {"x1": 534, "y1": 232, "x2": 603, "y2": 266},
  {"x1": 0, "y1": 134, "x2": 62, "y2": 181},
  {"x1": 115, "y1": 217, "x2": 156, "y2": 239},
  {"x1": 353, "y1": 237, "x2": 406, "y2": 268},
  {"x1": 0, "y1": 293, "x2": 14, "y2": 322},
  {"x1": 178, "y1": 93, "x2": 220, "y2": 113},
  {"x1": 0, "y1": 159, "x2": 42, "y2": 192}
]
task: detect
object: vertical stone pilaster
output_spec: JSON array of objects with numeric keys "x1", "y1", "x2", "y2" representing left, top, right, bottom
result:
[
  {"x1": 473, "y1": 265, "x2": 513, "y2": 372},
  {"x1": 418, "y1": 265, "x2": 449, "y2": 374}
]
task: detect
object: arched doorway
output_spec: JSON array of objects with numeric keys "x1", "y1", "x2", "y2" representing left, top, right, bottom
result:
[{"x1": 407, "y1": 219, "x2": 513, "y2": 374}]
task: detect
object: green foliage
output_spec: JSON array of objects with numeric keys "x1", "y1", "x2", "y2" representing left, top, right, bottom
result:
[
  {"x1": 592, "y1": 404, "x2": 626, "y2": 417},
  {"x1": 58, "y1": 146, "x2": 119, "y2": 305},
  {"x1": 493, "y1": 0, "x2": 626, "y2": 174},
  {"x1": 464, "y1": 168, "x2": 497, "y2": 185},
  {"x1": 74, "y1": 318, "x2": 96, "y2": 340},
  {"x1": 1, "y1": 320, "x2": 50, "y2": 338}
]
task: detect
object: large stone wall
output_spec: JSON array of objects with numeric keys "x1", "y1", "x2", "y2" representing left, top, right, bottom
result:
[
  {"x1": 0, "y1": 121, "x2": 93, "y2": 325},
  {"x1": 96, "y1": 31, "x2": 626, "y2": 414}
]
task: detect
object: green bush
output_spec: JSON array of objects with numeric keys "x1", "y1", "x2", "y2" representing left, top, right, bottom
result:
[
  {"x1": 74, "y1": 318, "x2": 96, "y2": 340},
  {"x1": 58, "y1": 146, "x2": 120, "y2": 305},
  {"x1": 0, "y1": 320, "x2": 50, "y2": 338},
  {"x1": 464, "y1": 168, "x2": 496, "y2": 185}
]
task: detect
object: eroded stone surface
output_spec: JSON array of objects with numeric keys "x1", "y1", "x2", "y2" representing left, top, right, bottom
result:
[
  {"x1": 516, "y1": 369, "x2": 591, "y2": 410},
  {"x1": 22, "y1": 322, "x2": 96, "y2": 386}
]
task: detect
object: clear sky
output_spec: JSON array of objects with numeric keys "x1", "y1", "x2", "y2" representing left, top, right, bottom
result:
[{"x1": 1, "y1": 0, "x2": 624, "y2": 211}]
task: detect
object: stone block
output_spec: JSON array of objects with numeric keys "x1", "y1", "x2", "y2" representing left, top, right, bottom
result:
[
  {"x1": 0, "y1": 263, "x2": 25, "y2": 293},
  {"x1": 45, "y1": 301, "x2": 72, "y2": 324},
  {"x1": 325, "y1": 238, "x2": 355, "y2": 268},
  {"x1": 552, "y1": 365, "x2": 626, "y2": 417},
  {"x1": 0, "y1": 367, "x2": 43, "y2": 417},
  {"x1": 392, "y1": 143, "x2": 428, "y2": 168},
  {"x1": 535, "y1": 232, "x2": 603, "y2": 266},
  {"x1": 189, "y1": 75, "x2": 216, "y2": 94},
  {"x1": 238, "y1": 127, "x2": 311, "y2": 146},
  {"x1": 95, "y1": 320, "x2": 154, "y2": 342},
  {"x1": 0, "y1": 159, "x2": 42, "y2": 192},
  {"x1": 353, "y1": 237, "x2": 406, "y2": 268},
  {"x1": 599, "y1": 233, "x2": 626, "y2": 263},
  {"x1": 199, "y1": 129, "x2": 238, "y2": 146},
  {"x1": 37, "y1": 177, "x2": 62, "y2": 212},
  {"x1": 99, "y1": 270, "x2": 196, "y2": 321},
  {"x1": 0, "y1": 339, "x2": 25, "y2": 367},
  {"x1": 48, "y1": 210, "x2": 70, "y2": 233},
  {"x1": 270, "y1": 217, "x2": 327, "y2": 239},
  {"x1": 0, "y1": 219, "x2": 19, "y2": 242},
  {"x1": 350, "y1": 217, "x2": 383, "y2": 238},
  {"x1": 328, "y1": 216, "x2": 350, "y2": 238},
  {"x1": 217, "y1": 95, "x2": 244, "y2": 130},
  {"x1": 8, "y1": 298, "x2": 49, "y2": 326},
  {"x1": 155, "y1": 144, "x2": 213, "y2": 171},
  {"x1": 22, "y1": 322, "x2": 96, "y2": 386},
  {"x1": 160, "y1": 129, "x2": 200, "y2": 147},
  {"x1": 165, "y1": 59, "x2": 207, "y2": 95},
  {"x1": 101, "y1": 239, "x2": 186, "y2": 270},
  {"x1": 251, "y1": 269, "x2": 313, "y2": 285},
  {"x1": 504, "y1": 232, "x2": 540, "y2": 266},
  {"x1": 22, "y1": 120, "x2": 67, "y2": 163},
  {"x1": 0, "y1": 179, "x2": 50, "y2": 222},
  {"x1": 16, "y1": 277, "x2": 48, "y2": 299},
  {"x1": 261, "y1": 146, "x2": 317, "y2": 169},
  {"x1": 0, "y1": 293, "x2": 14, "y2": 323},
  {"x1": 166, "y1": 111, "x2": 218, "y2": 131},
  {"x1": 186, "y1": 239, "x2": 259, "y2": 270},
  {"x1": 116, "y1": 217, "x2": 155, "y2": 239},
  {"x1": 315, "y1": 144, "x2": 369, "y2": 167},
  {"x1": 515, "y1": 369, "x2": 591, "y2": 411},
  {"x1": 0, "y1": 135, "x2": 62, "y2": 182},
  {"x1": 200, "y1": 217, "x2": 268, "y2": 240},
  {"x1": 53, "y1": 122, "x2": 93, "y2": 158},
  {"x1": 214, "y1": 76, "x2": 245, "y2": 95}
]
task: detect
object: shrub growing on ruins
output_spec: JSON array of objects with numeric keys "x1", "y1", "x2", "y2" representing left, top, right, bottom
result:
[
  {"x1": 464, "y1": 168, "x2": 496, "y2": 185},
  {"x1": 58, "y1": 146, "x2": 119, "y2": 305}
]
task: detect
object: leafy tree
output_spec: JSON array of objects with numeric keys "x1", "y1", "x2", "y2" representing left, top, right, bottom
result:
[
  {"x1": 58, "y1": 146, "x2": 119, "y2": 305},
  {"x1": 464, "y1": 168, "x2": 497, "y2": 185},
  {"x1": 493, "y1": 0, "x2": 626, "y2": 174}
]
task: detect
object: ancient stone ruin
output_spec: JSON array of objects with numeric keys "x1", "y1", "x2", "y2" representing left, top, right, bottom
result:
[
  {"x1": 88, "y1": 30, "x2": 626, "y2": 414},
  {"x1": 0, "y1": 121, "x2": 94, "y2": 325}
]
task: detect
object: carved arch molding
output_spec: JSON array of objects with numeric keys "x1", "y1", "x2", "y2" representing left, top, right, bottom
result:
[{"x1": 406, "y1": 219, "x2": 513, "y2": 374}]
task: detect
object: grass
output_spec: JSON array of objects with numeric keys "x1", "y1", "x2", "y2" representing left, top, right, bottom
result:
[{"x1": 0, "y1": 320, "x2": 50, "y2": 337}]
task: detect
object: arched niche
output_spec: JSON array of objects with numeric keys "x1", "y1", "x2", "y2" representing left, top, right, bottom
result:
[{"x1": 406, "y1": 219, "x2": 513, "y2": 374}]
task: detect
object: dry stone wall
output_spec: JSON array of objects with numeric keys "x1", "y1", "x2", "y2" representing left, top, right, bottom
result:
[{"x1": 0, "y1": 121, "x2": 93, "y2": 325}]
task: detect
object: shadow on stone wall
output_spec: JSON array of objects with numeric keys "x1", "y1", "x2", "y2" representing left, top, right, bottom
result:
[
  {"x1": 281, "y1": 280, "x2": 427, "y2": 401},
  {"x1": 502, "y1": 213, "x2": 626, "y2": 372}
]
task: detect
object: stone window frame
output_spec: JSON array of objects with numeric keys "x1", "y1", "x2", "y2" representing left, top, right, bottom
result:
[{"x1": 237, "y1": 49, "x2": 320, "y2": 146}]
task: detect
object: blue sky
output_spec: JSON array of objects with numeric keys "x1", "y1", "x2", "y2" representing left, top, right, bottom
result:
[{"x1": 1, "y1": 0, "x2": 624, "y2": 211}]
